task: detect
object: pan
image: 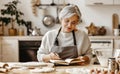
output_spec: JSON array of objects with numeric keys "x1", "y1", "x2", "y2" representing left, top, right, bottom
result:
[{"x1": 42, "y1": 15, "x2": 55, "y2": 27}]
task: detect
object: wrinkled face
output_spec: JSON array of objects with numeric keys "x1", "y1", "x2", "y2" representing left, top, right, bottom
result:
[{"x1": 61, "y1": 14, "x2": 79, "y2": 33}]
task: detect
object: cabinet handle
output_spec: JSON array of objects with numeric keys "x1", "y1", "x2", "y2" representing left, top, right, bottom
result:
[{"x1": 94, "y1": 2, "x2": 103, "y2": 5}]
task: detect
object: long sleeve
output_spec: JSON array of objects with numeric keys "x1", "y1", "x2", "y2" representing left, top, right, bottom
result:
[
  {"x1": 37, "y1": 33, "x2": 50, "y2": 62},
  {"x1": 80, "y1": 31, "x2": 92, "y2": 59},
  {"x1": 37, "y1": 29, "x2": 58, "y2": 62}
]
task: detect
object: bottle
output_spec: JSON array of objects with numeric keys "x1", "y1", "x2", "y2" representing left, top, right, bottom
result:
[
  {"x1": 18, "y1": 26, "x2": 24, "y2": 36},
  {"x1": 8, "y1": 19, "x2": 17, "y2": 36},
  {"x1": 108, "y1": 58, "x2": 118, "y2": 73}
]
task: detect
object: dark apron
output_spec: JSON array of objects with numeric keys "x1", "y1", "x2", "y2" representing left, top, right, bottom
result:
[{"x1": 51, "y1": 28, "x2": 78, "y2": 59}]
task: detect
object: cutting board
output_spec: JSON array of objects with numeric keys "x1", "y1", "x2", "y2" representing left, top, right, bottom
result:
[{"x1": 112, "y1": 13, "x2": 119, "y2": 34}]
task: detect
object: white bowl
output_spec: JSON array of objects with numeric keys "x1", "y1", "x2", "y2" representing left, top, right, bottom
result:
[{"x1": 94, "y1": 49, "x2": 113, "y2": 67}]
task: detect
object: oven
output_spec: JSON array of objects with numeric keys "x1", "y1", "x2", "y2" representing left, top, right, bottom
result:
[{"x1": 19, "y1": 40, "x2": 41, "y2": 62}]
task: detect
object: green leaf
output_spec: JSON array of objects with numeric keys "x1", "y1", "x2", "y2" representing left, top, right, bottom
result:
[{"x1": 0, "y1": 0, "x2": 31, "y2": 26}]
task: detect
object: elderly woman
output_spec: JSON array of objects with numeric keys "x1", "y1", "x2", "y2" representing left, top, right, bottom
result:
[{"x1": 37, "y1": 5, "x2": 92, "y2": 65}]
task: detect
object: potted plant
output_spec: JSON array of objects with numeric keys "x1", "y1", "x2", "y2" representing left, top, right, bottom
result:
[{"x1": 0, "y1": 0, "x2": 29, "y2": 36}]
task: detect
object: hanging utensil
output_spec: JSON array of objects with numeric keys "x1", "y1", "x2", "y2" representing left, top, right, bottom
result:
[
  {"x1": 51, "y1": 0, "x2": 56, "y2": 6},
  {"x1": 112, "y1": 13, "x2": 119, "y2": 35},
  {"x1": 42, "y1": 15, "x2": 55, "y2": 27},
  {"x1": 42, "y1": 7, "x2": 55, "y2": 27},
  {"x1": 56, "y1": 0, "x2": 60, "y2": 24}
]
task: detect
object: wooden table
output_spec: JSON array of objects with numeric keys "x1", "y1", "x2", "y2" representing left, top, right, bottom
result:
[
  {"x1": 0, "y1": 62, "x2": 106, "y2": 74},
  {"x1": 54, "y1": 65, "x2": 106, "y2": 74},
  {"x1": 10, "y1": 65, "x2": 105, "y2": 74}
]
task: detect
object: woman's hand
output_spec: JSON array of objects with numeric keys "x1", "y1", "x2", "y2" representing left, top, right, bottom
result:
[
  {"x1": 77, "y1": 56, "x2": 90, "y2": 65},
  {"x1": 43, "y1": 52, "x2": 61, "y2": 62},
  {"x1": 49, "y1": 52, "x2": 61, "y2": 60}
]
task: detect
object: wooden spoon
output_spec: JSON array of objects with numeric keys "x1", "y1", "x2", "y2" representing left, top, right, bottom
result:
[{"x1": 112, "y1": 13, "x2": 119, "y2": 34}]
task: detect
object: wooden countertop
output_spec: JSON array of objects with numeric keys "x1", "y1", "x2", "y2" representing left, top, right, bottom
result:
[
  {"x1": 55, "y1": 65, "x2": 106, "y2": 74},
  {"x1": 0, "y1": 62, "x2": 106, "y2": 74},
  {"x1": 1, "y1": 35, "x2": 120, "y2": 39},
  {"x1": 0, "y1": 36, "x2": 120, "y2": 40},
  {"x1": 9, "y1": 65, "x2": 104, "y2": 74}
]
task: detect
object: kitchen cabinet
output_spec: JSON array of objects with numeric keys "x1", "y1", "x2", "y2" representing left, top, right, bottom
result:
[
  {"x1": 1, "y1": 38, "x2": 18, "y2": 62},
  {"x1": 114, "y1": 39, "x2": 120, "y2": 49},
  {"x1": 0, "y1": 36, "x2": 120, "y2": 62},
  {"x1": 114, "y1": 0, "x2": 120, "y2": 5},
  {"x1": 89, "y1": 36, "x2": 113, "y2": 53},
  {"x1": 85, "y1": 0, "x2": 113, "y2": 5},
  {"x1": 90, "y1": 39, "x2": 113, "y2": 50},
  {"x1": 0, "y1": 36, "x2": 42, "y2": 62},
  {"x1": 89, "y1": 36, "x2": 120, "y2": 50},
  {"x1": 85, "y1": 0, "x2": 120, "y2": 5}
]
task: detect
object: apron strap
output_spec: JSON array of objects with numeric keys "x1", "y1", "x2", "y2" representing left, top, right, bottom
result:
[
  {"x1": 54, "y1": 27, "x2": 77, "y2": 46},
  {"x1": 54, "y1": 27, "x2": 61, "y2": 46},
  {"x1": 72, "y1": 30, "x2": 76, "y2": 45}
]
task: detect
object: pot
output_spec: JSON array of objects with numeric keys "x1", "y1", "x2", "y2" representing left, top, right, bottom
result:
[{"x1": 42, "y1": 15, "x2": 55, "y2": 27}]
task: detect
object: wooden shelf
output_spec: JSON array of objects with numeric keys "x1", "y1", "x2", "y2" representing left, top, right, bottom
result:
[{"x1": 35, "y1": 3, "x2": 70, "y2": 7}]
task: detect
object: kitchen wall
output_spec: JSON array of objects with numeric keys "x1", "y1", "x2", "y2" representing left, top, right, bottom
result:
[{"x1": 1, "y1": 0, "x2": 120, "y2": 35}]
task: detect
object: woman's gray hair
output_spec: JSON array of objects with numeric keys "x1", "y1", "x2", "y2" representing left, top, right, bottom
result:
[{"x1": 59, "y1": 4, "x2": 81, "y2": 22}]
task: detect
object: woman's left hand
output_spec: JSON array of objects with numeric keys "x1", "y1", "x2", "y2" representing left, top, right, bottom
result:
[{"x1": 77, "y1": 56, "x2": 90, "y2": 65}]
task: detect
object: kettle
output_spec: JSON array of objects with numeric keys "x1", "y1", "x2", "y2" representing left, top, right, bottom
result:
[{"x1": 29, "y1": 27, "x2": 41, "y2": 36}]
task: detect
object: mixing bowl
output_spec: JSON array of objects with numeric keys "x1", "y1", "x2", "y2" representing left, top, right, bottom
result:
[{"x1": 94, "y1": 49, "x2": 113, "y2": 67}]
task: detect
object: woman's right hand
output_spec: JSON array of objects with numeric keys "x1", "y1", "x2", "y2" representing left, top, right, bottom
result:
[
  {"x1": 43, "y1": 52, "x2": 61, "y2": 62},
  {"x1": 49, "y1": 52, "x2": 61, "y2": 60}
]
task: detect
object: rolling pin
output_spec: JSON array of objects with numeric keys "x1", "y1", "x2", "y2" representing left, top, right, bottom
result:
[{"x1": 112, "y1": 13, "x2": 119, "y2": 35}]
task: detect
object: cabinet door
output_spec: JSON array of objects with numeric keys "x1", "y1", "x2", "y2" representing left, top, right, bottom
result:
[
  {"x1": 114, "y1": 39, "x2": 120, "y2": 49},
  {"x1": 1, "y1": 39, "x2": 18, "y2": 62},
  {"x1": 114, "y1": 0, "x2": 120, "y2": 5},
  {"x1": 85, "y1": 0, "x2": 113, "y2": 5}
]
